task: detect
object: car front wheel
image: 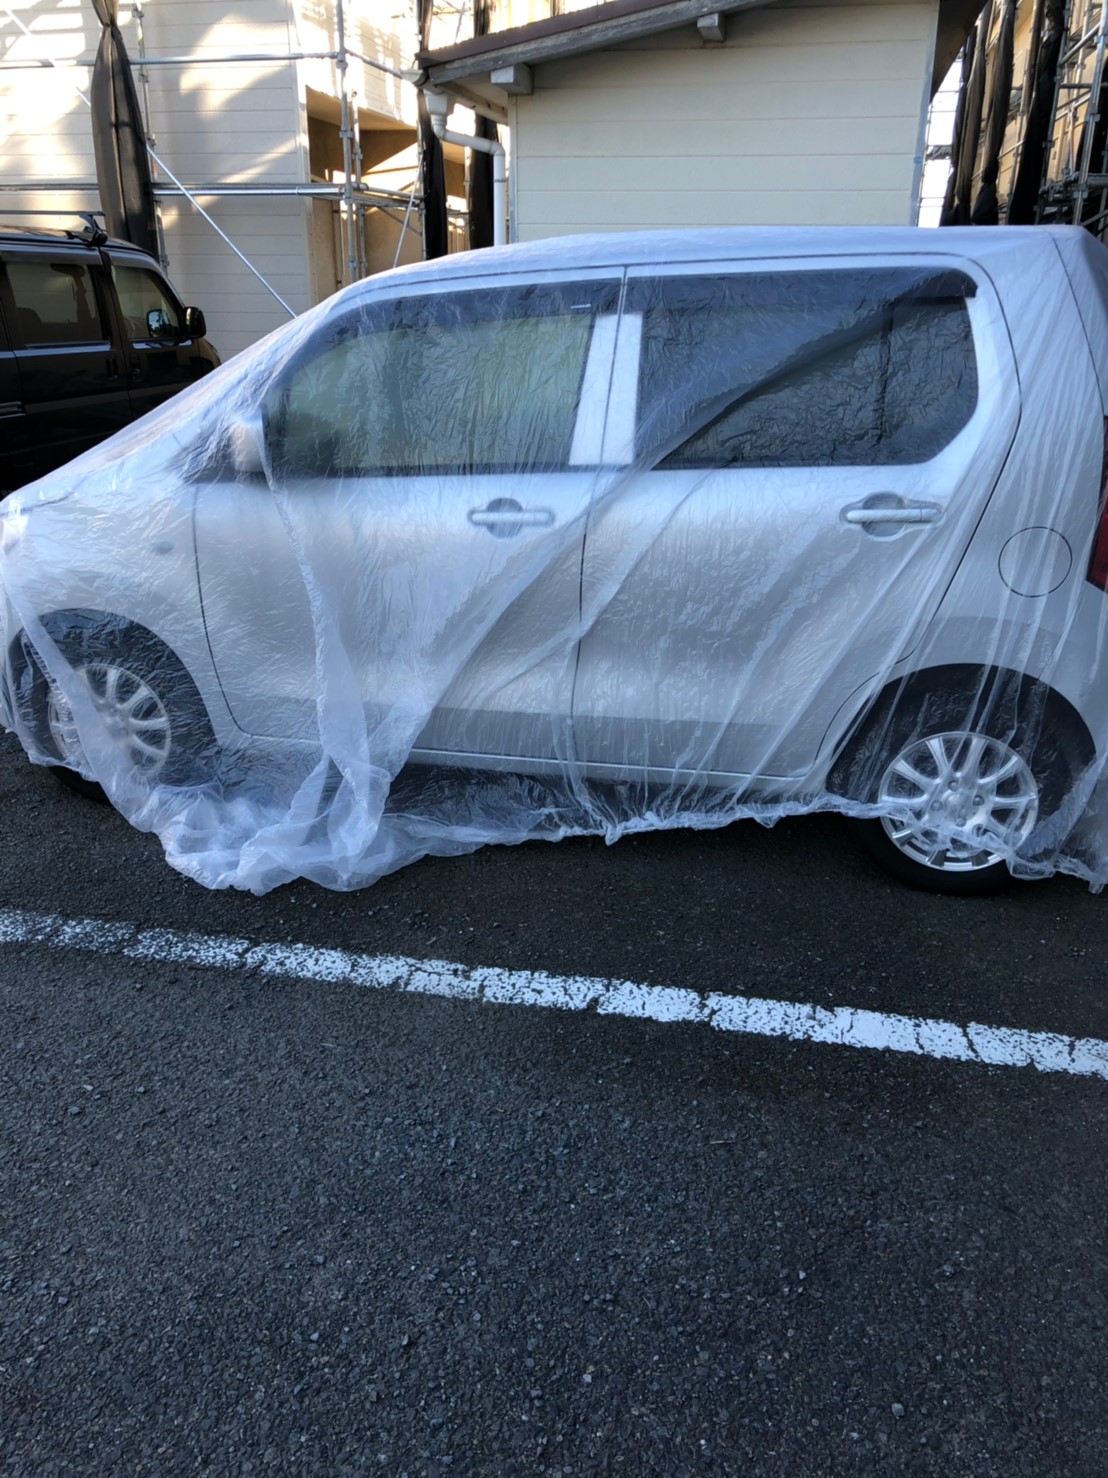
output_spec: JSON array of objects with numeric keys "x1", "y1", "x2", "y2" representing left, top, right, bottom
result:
[{"x1": 18, "y1": 618, "x2": 215, "y2": 798}]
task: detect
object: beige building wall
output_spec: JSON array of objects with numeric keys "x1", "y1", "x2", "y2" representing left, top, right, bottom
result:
[
  {"x1": 0, "y1": 0, "x2": 424, "y2": 357},
  {"x1": 1, "y1": 0, "x2": 102, "y2": 219},
  {"x1": 508, "y1": 0, "x2": 939, "y2": 237},
  {"x1": 145, "y1": 0, "x2": 313, "y2": 355},
  {"x1": 1, "y1": 0, "x2": 314, "y2": 355}
]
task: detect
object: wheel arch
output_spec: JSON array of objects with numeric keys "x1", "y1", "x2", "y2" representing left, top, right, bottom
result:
[
  {"x1": 9, "y1": 607, "x2": 190, "y2": 684},
  {"x1": 826, "y1": 662, "x2": 1097, "y2": 800}
]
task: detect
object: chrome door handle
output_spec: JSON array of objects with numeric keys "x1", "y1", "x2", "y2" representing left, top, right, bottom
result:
[
  {"x1": 842, "y1": 496, "x2": 942, "y2": 537},
  {"x1": 469, "y1": 509, "x2": 555, "y2": 527},
  {"x1": 468, "y1": 498, "x2": 556, "y2": 538},
  {"x1": 842, "y1": 506, "x2": 940, "y2": 525}
]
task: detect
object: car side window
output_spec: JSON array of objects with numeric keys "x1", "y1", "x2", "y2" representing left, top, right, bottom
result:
[
  {"x1": 112, "y1": 264, "x2": 182, "y2": 343},
  {"x1": 272, "y1": 280, "x2": 620, "y2": 478},
  {"x1": 6, "y1": 260, "x2": 108, "y2": 347},
  {"x1": 630, "y1": 269, "x2": 979, "y2": 470}
]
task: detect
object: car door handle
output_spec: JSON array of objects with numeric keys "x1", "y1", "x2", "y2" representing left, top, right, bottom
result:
[
  {"x1": 842, "y1": 496, "x2": 942, "y2": 535},
  {"x1": 843, "y1": 506, "x2": 940, "y2": 525},
  {"x1": 468, "y1": 498, "x2": 556, "y2": 536}
]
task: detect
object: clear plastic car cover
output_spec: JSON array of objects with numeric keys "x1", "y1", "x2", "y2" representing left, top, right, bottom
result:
[{"x1": 4, "y1": 226, "x2": 1108, "y2": 894}]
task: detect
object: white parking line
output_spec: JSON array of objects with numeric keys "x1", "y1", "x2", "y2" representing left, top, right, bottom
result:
[{"x1": 1, "y1": 905, "x2": 1106, "y2": 1080}]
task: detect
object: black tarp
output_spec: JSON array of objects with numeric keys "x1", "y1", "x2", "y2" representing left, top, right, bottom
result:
[
  {"x1": 466, "y1": 0, "x2": 499, "y2": 250},
  {"x1": 89, "y1": 0, "x2": 157, "y2": 256},
  {"x1": 972, "y1": 0, "x2": 1017, "y2": 223},
  {"x1": 418, "y1": 0, "x2": 449, "y2": 259},
  {"x1": 939, "y1": 28, "x2": 974, "y2": 225},
  {"x1": 466, "y1": 115, "x2": 499, "y2": 249},
  {"x1": 1008, "y1": 0, "x2": 1065, "y2": 222},
  {"x1": 941, "y1": 8, "x2": 990, "y2": 226}
]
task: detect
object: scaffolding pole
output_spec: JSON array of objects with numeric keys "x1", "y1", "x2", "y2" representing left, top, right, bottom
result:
[
  {"x1": 1039, "y1": 0, "x2": 1108, "y2": 228},
  {"x1": 335, "y1": 0, "x2": 359, "y2": 286},
  {"x1": 0, "y1": 50, "x2": 414, "y2": 80}
]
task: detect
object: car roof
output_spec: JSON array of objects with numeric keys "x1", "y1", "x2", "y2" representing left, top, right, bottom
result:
[
  {"x1": 0, "y1": 223, "x2": 133, "y2": 253},
  {"x1": 352, "y1": 223, "x2": 1085, "y2": 298}
]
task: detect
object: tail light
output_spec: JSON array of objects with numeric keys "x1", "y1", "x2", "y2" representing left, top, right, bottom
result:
[{"x1": 1087, "y1": 418, "x2": 1108, "y2": 591}]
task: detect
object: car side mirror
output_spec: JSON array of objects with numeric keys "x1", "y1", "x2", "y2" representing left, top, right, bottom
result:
[
  {"x1": 228, "y1": 412, "x2": 267, "y2": 475},
  {"x1": 183, "y1": 306, "x2": 207, "y2": 340}
]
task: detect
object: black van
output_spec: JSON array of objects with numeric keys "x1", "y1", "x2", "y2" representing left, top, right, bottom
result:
[{"x1": 0, "y1": 224, "x2": 219, "y2": 494}]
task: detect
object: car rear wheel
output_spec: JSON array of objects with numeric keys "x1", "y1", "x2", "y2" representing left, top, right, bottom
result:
[
  {"x1": 18, "y1": 618, "x2": 215, "y2": 797},
  {"x1": 832, "y1": 679, "x2": 1086, "y2": 895},
  {"x1": 853, "y1": 728, "x2": 1040, "y2": 893}
]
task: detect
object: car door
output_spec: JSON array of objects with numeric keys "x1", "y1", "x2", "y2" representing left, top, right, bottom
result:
[
  {"x1": 571, "y1": 256, "x2": 1021, "y2": 783},
  {"x1": 108, "y1": 256, "x2": 211, "y2": 415},
  {"x1": 194, "y1": 271, "x2": 621, "y2": 765},
  {"x1": 0, "y1": 293, "x2": 31, "y2": 495},
  {"x1": 1, "y1": 249, "x2": 132, "y2": 479}
]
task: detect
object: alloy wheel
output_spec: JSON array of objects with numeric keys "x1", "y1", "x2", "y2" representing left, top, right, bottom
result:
[
  {"x1": 876, "y1": 730, "x2": 1039, "y2": 874},
  {"x1": 45, "y1": 661, "x2": 173, "y2": 777}
]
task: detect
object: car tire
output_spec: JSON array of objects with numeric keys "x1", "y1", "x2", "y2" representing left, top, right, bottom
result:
[
  {"x1": 51, "y1": 763, "x2": 111, "y2": 805},
  {"x1": 17, "y1": 616, "x2": 216, "y2": 796},
  {"x1": 830, "y1": 679, "x2": 1086, "y2": 895}
]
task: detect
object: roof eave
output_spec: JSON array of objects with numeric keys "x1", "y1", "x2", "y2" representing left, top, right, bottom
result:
[{"x1": 419, "y1": 0, "x2": 772, "y2": 87}]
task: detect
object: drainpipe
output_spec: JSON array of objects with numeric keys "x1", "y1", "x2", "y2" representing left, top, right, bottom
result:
[{"x1": 423, "y1": 88, "x2": 507, "y2": 247}]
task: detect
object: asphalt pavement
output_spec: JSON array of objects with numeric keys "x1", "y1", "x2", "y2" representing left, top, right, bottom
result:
[{"x1": 2, "y1": 728, "x2": 1107, "y2": 1476}]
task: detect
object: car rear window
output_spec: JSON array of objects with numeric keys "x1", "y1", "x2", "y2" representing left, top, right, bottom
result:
[
  {"x1": 273, "y1": 280, "x2": 620, "y2": 478},
  {"x1": 631, "y1": 268, "x2": 979, "y2": 470},
  {"x1": 6, "y1": 260, "x2": 108, "y2": 348}
]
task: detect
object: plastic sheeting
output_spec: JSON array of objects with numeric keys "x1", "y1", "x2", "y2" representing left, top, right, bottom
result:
[{"x1": 4, "y1": 225, "x2": 1108, "y2": 895}]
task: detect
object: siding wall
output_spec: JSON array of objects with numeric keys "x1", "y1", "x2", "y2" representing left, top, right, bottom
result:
[
  {"x1": 0, "y1": 0, "x2": 416, "y2": 357},
  {"x1": 0, "y1": 0, "x2": 99, "y2": 198},
  {"x1": 510, "y1": 0, "x2": 939, "y2": 237},
  {"x1": 143, "y1": 0, "x2": 312, "y2": 353}
]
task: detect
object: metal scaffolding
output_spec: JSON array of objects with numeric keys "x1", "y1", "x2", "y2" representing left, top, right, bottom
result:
[
  {"x1": 0, "y1": 0, "x2": 434, "y2": 308},
  {"x1": 1039, "y1": 0, "x2": 1108, "y2": 230}
]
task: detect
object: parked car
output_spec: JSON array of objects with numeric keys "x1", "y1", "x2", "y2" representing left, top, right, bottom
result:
[
  {"x1": 0, "y1": 223, "x2": 218, "y2": 494},
  {"x1": 2, "y1": 225, "x2": 1107, "y2": 895}
]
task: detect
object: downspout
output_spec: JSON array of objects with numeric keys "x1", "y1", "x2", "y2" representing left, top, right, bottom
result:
[{"x1": 423, "y1": 88, "x2": 507, "y2": 247}]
